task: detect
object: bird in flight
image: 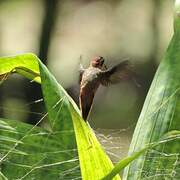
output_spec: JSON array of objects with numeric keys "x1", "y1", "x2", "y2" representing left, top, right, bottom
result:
[{"x1": 79, "y1": 56, "x2": 138, "y2": 121}]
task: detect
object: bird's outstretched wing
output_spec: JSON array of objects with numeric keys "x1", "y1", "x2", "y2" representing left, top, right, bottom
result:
[
  {"x1": 79, "y1": 63, "x2": 85, "y2": 84},
  {"x1": 99, "y1": 60, "x2": 135, "y2": 86}
]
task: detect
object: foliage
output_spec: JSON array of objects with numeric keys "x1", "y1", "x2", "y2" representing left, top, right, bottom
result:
[
  {"x1": 123, "y1": 1, "x2": 180, "y2": 179},
  {"x1": 0, "y1": 1, "x2": 179, "y2": 180},
  {"x1": 0, "y1": 54, "x2": 120, "y2": 179}
]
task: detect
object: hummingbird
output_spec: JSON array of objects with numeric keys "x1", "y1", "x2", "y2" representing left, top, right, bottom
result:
[{"x1": 79, "y1": 56, "x2": 138, "y2": 121}]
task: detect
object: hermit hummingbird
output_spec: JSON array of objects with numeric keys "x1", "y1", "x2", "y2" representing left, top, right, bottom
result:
[{"x1": 79, "y1": 56, "x2": 138, "y2": 121}]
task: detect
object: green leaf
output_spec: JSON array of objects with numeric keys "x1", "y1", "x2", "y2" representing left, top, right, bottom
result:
[
  {"x1": 71, "y1": 106, "x2": 120, "y2": 179},
  {"x1": 0, "y1": 53, "x2": 40, "y2": 83},
  {"x1": 123, "y1": 1, "x2": 180, "y2": 179}
]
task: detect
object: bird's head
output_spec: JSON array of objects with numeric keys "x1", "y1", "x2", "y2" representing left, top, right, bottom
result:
[{"x1": 90, "y1": 56, "x2": 106, "y2": 69}]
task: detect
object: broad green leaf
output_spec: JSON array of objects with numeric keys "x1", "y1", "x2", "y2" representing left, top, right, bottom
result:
[
  {"x1": 0, "y1": 54, "x2": 120, "y2": 179},
  {"x1": 71, "y1": 106, "x2": 119, "y2": 179},
  {"x1": 0, "y1": 53, "x2": 40, "y2": 83},
  {"x1": 123, "y1": 1, "x2": 180, "y2": 179}
]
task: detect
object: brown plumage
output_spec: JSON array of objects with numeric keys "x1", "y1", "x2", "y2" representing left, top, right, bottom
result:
[{"x1": 79, "y1": 56, "x2": 136, "y2": 121}]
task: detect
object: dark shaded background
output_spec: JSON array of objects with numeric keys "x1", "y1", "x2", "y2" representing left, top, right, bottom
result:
[{"x1": 0, "y1": 0, "x2": 173, "y2": 132}]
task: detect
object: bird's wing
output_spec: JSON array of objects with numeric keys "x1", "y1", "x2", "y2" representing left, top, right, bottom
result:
[
  {"x1": 79, "y1": 63, "x2": 85, "y2": 84},
  {"x1": 99, "y1": 60, "x2": 134, "y2": 86}
]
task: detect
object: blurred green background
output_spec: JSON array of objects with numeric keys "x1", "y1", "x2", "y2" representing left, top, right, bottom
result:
[{"x1": 0, "y1": 0, "x2": 174, "y2": 155}]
